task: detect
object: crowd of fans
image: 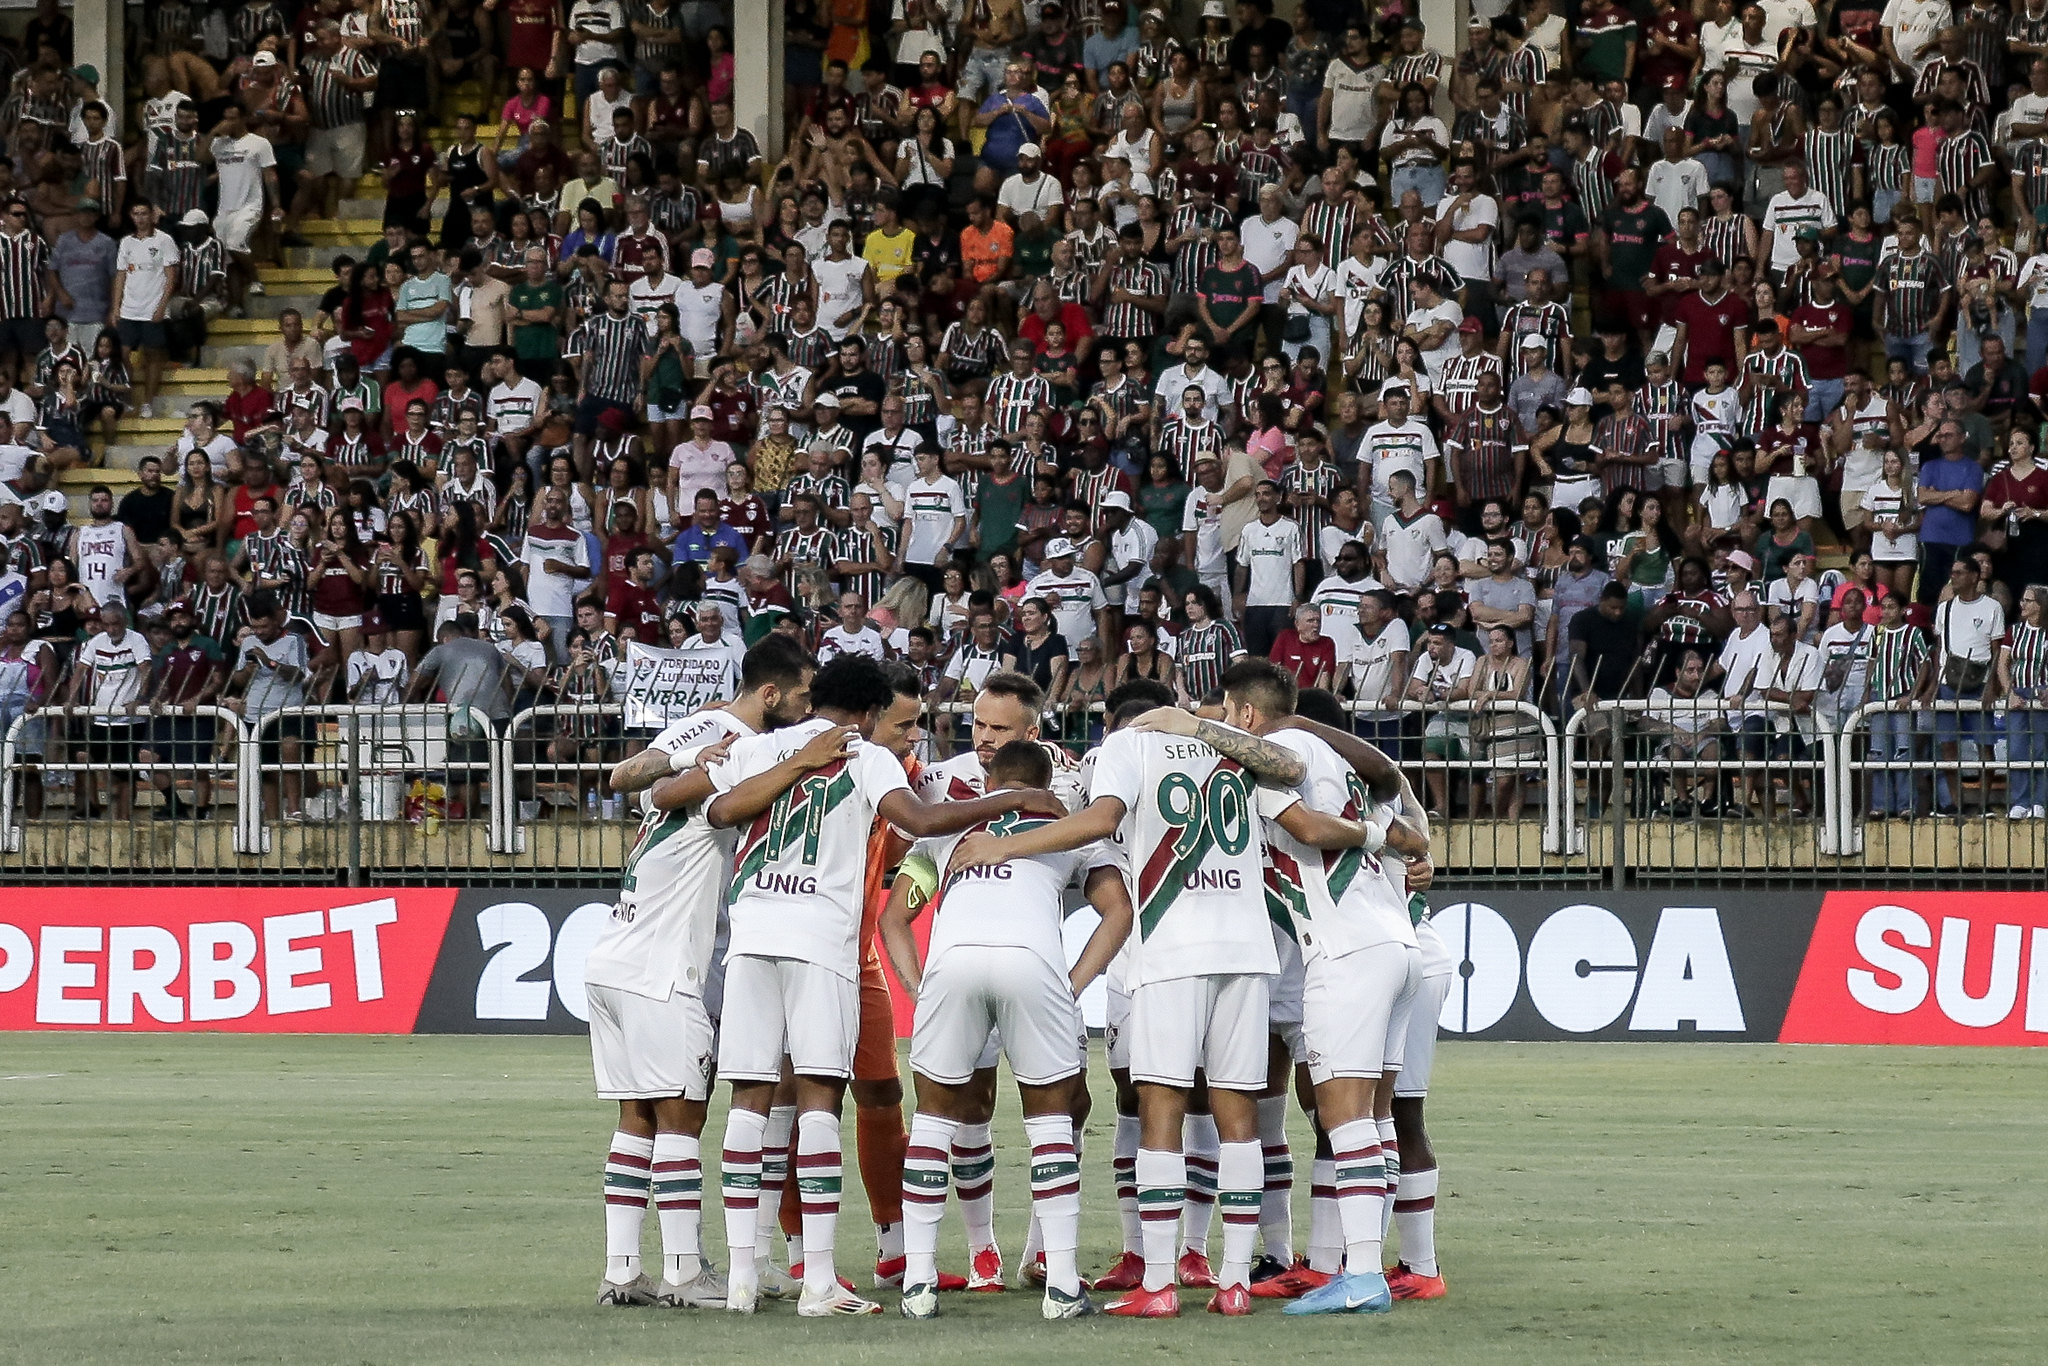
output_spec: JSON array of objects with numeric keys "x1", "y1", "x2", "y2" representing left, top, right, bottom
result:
[{"x1": 2, "y1": 0, "x2": 2048, "y2": 825}]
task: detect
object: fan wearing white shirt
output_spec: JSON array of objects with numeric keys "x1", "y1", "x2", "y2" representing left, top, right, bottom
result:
[
  {"x1": 1240, "y1": 185, "x2": 1300, "y2": 355},
  {"x1": 1234, "y1": 481, "x2": 1306, "y2": 656},
  {"x1": 1308, "y1": 542, "x2": 1383, "y2": 661},
  {"x1": 1373, "y1": 471, "x2": 1450, "y2": 593},
  {"x1": 818, "y1": 592, "x2": 892, "y2": 661},
  {"x1": 895, "y1": 445, "x2": 965, "y2": 588},
  {"x1": 1362, "y1": 382, "x2": 1442, "y2": 527}
]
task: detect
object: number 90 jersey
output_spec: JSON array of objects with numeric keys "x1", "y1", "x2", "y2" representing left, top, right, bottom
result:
[
  {"x1": 1086, "y1": 725, "x2": 1284, "y2": 988},
  {"x1": 713, "y1": 716, "x2": 913, "y2": 980}
]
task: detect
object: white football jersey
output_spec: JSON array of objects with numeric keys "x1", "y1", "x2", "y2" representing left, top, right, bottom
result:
[
  {"x1": 1256, "y1": 730, "x2": 1415, "y2": 965},
  {"x1": 583, "y1": 709, "x2": 757, "y2": 1001},
  {"x1": 912, "y1": 817, "x2": 1108, "y2": 976},
  {"x1": 714, "y1": 717, "x2": 912, "y2": 978},
  {"x1": 1086, "y1": 725, "x2": 1282, "y2": 987},
  {"x1": 915, "y1": 744, "x2": 1087, "y2": 812}
]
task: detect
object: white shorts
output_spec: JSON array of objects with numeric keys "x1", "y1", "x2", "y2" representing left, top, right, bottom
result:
[
  {"x1": 1379, "y1": 943, "x2": 1426, "y2": 1076},
  {"x1": 587, "y1": 982, "x2": 716, "y2": 1101},
  {"x1": 312, "y1": 611, "x2": 364, "y2": 633},
  {"x1": 305, "y1": 123, "x2": 367, "y2": 180},
  {"x1": 1763, "y1": 474, "x2": 1823, "y2": 523},
  {"x1": 1300, "y1": 941, "x2": 1412, "y2": 1086},
  {"x1": 216, "y1": 207, "x2": 262, "y2": 254},
  {"x1": 912, "y1": 946, "x2": 1083, "y2": 1087},
  {"x1": 1105, "y1": 970, "x2": 1132, "y2": 1071},
  {"x1": 715, "y1": 954, "x2": 858, "y2": 1083},
  {"x1": 1396, "y1": 917, "x2": 1456, "y2": 1099},
  {"x1": 1270, "y1": 927, "x2": 1307, "y2": 1064},
  {"x1": 1128, "y1": 972, "x2": 1271, "y2": 1091}
]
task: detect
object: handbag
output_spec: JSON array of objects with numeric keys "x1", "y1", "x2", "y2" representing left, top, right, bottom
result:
[
  {"x1": 1939, "y1": 602, "x2": 1991, "y2": 693},
  {"x1": 1282, "y1": 312, "x2": 1313, "y2": 343}
]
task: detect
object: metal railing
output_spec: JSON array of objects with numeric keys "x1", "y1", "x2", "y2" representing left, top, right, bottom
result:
[{"x1": 0, "y1": 695, "x2": 2041, "y2": 885}]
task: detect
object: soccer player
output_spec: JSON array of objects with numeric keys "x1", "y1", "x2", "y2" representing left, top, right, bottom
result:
[
  {"x1": 1245, "y1": 675, "x2": 1432, "y2": 1315},
  {"x1": 706, "y1": 654, "x2": 1063, "y2": 1316},
  {"x1": 582, "y1": 636, "x2": 817, "y2": 1307},
  {"x1": 880, "y1": 739, "x2": 1135, "y2": 1321},
  {"x1": 912, "y1": 669, "x2": 1085, "y2": 1290},
  {"x1": 947, "y1": 670, "x2": 1375, "y2": 1318}
]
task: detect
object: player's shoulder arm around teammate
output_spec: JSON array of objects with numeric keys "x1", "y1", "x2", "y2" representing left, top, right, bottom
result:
[
  {"x1": 1272, "y1": 712, "x2": 1402, "y2": 800},
  {"x1": 704, "y1": 725, "x2": 855, "y2": 828},
  {"x1": 1072, "y1": 861, "x2": 1134, "y2": 996},
  {"x1": 879, "y1": 776, "x2": 1066, "y2": 839},
  {"x1": 945, "y1": 794, "x2": 1124, "y2": 872},
  {"x1": 1131, "y1": 707, "x2": 1308, "y2": 787}
]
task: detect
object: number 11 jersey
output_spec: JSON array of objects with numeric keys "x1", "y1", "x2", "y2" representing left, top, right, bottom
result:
[{"x1": 713, "y1": 716, "x2": 912, "y2": 980}]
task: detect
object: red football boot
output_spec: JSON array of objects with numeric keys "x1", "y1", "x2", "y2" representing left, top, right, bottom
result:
[{"x1": 1102, "y1": 1285, "x2": 1181, "y2": 1318}]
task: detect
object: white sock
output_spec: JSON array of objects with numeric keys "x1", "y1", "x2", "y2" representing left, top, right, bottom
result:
[
  {"x1": 1378, "y1": 1117, "x2": 1400, "y2": 1242},
  {"x1": 1256, "y1": 1095, "x2": 1294, "y2": 1265},
  {"x1": 796, "y1": 1110, "x2": 843, "y2": 1295},
  {"x1": 719, "y1": 1109, "x2": 766, "y2": 1289},
  {"x1": 1394, "y1": 1166, "x2": 1440, "y2": 1276},
  {"x1": 901, "y1": 1111, "x2": 958, "y2": 1288},
  {"x1": 603, "y1": 1130, "x2": 654, "y2": 1283},
  {"x1": 1306, "y1": 1155, "x2": 1341, "y2": 1274},
  {"x1": 1181, "y1": 1112, "x2": 1219, "y2": 1256},
  {"x1": 1216, "y1": 1139, "x2": 1263, "y2": 1289},
  {"x1": 1135, "y1": 1147, "x2": 1184, "y2": 1292},
  {"x1": 877, "y1": 1221, "x2": 904, "y2": 1262},
  {"x1": 952, "y1": 1121, "x2": 995, "y2": 1252},
  {"x1": 756, "y1": 1105, "x2": 795, "y2": 1273},
  {"x1": 1113, "y1": 1112, "x2": 1142, "y2": 1254},
  {"x1": 1330, "y1": 1118, "x2": 1387, "y2": 1277},
  {"x1": 651, "y1": 1132, "x2": 702, "y2": 1285},
  {"x1": 1025, "y1": 1114, "x2": 1082, "y2": 1296}
]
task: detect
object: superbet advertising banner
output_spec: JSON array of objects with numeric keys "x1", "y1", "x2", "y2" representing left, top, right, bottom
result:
[{"x1": 3, "y1": 886, "x2": 2046, "y2": 1043}]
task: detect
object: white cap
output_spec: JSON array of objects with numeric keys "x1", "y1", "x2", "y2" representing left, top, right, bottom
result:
[
  {"x1": 812, "y1": 391, "x2": 841, "y2": 408},
  {"x1": 252, "y1": 51, "x2": 278, "y2": 68},
  {"x1": 1017, "y1": 142, "x2": 1043, "y2": 159},
  {"x1": 1519, "y1": 332, "x2": 1550, "y2": 350},
  {"x1": 1099, "y1": 490, "x2": 1134, "y2": 513},
  {"x1": 1202, "y1": 0, "x2": 1228, "y2": 16},
  {"x1": 180, "y1": 208, "x2": 209, "y2": 227},
  {"x1": 690, "y1": 404, "x2": 714, "y2": 421},
  {"x1": 1564, "y1": 386, "x2": 1595, "y2": 406},
  {"x1": 1379, "y1": 379, "x2": 1411, "y2": 398},
  {"x1": 1043, "y1": 536, "x2": 1079, "y2": 560}
]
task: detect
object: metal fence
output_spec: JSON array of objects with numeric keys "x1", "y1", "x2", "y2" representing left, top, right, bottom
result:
[{"x1": 0, "y1": 696, "x2": 2041, "y2": 887}]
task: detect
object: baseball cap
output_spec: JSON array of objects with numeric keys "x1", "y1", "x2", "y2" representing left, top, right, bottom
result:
[
  {"x1": 167, "y1": 599, "x2": 194, "y2": 617},
  {"x1": 1795, "y1": 226, "x2": 1822, "y2": 242},
  {"x1": 1100, "y1": 145, "x2": 1130, "y2": 162},
  {"x1": 1099, "y1": 490, "x2": 1134, "y2": 513},
  {"x1": 336, "y1": 396, "x2": 365, "y2": 412},
  {"x1": 1202, "y1": 0, "x2": 1228, "y2": 17},
  {"x1": 180, "y1": 208, "x2": 209, "y2": 226},
  {"x1": 812, "y1": 391, "x2": 841, "y2": 408},
  {"x1": 1727, "y1": 549, "x2": 1758, "y2": 572},
  {"x1": 1458, "y1": 317, "x2": 1483, "y2": 334},
  {"x1": 690, "y1": 247, "x2": 715, "y2": 268},
  {"x1": 1043, "y1": 536, "x2": 1079, "y2": 560},
  {"x1": 252, "y1": 51, "x2": 278, "y2": 69},
  {"x1": 1193, "y1": 451, "x2": 1220, "y2": 467},
  {"x1": 1040, "y1": 0, "x2": 1063, "y2": 13},
  {"x1": 1380, "y1": 379, "x2": 1411, "y2": 398},
  {"x1": 1017, "y1": 142, "x2": 1043, "y2": 159},
  {"x1": 690, "y1": 404, "x2": 714, "y2": 420},
  {"x1": 72, "y1": 64, "x2": 99, "y2": 86},
  {"x1": 1519, "y1": 333, "x2": 1550, "y2": 350},
  {"x1": 1564, "y1": 386, "x2": 1595, "y2": 406}
]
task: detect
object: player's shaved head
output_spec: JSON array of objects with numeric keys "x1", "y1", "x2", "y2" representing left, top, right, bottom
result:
[
  {"x1": 1104, "y1": 678, "x2": 1176, "y2": 722},
  {"x1": 1294, "y1": 687, "x2": 1349, "y2": 729},
  {"x1": 986, "y1": 739, "x2": 1053, "y2": 790},
  {"x1": 1222, "y1": 658, "x2": 1297, "y2": 730}
]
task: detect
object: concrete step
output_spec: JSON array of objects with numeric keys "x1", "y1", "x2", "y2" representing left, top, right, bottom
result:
[
  {"x1": 202, "y1": 344, "x2": 268, "y2": 370},
  {"x1": 243, "y1": 291, "x2": 327, "y2": 320},
  {"x1": 258, "y1": 266, "x2": 344, "y2": 287},
  {"x1": 103, "y1": 444, "x2": 164, "y2": 470},
  {"x1": 281, "y1": 245, "x2": 365, "y2": 268}
]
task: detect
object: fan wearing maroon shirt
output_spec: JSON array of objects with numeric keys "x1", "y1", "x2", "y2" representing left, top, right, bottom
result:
[
  {"x1": 1268, "y1": 602, "x2": 1338, "y2": 690},
  {"x1": 137, "y1": 600, "x2": 227, "y2": 818},
  {"x1": 604, "y1": 546, "x2": 667, "y2": 644},
  {"x1": 1670, "y1": 256, "x2": 1752, "y2": 387},
  {"x1": 599, "y1": 502, "x2": 653, "y2": 594},
  {"x1": 1787, "y1": 272, "x2": 1853, "y2": 421},
  {"x1": 702, "y1": 366, "x2": 761, "y2": 445},
  {"x1": 1644, "y1": 206, "x2": 1713, "y2": 327},
  {"x1": 719, "y1": 469, "x2": 774, "y2": 552},
  {"x1": 224, "y1": 367, "x2": 280, "y2": 448}
]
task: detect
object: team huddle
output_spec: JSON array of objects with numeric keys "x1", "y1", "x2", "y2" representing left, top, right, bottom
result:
[{"x1": 581, "y1": 638, "x2": 1451, "y2": 1320}]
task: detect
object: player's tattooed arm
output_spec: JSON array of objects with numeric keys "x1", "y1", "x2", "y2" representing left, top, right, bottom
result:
[
  {"x1": 877, "y1": 873, "x2": 928, "y2": 997},
  {"x1": 1128, "y1": 706, "x2": 1307, "y2": 787},
  {"x1": 608, "y1": 745, "x2": 681, "y2": 795},
  {"x1": 1273, "y1": 714, "x2": 1402, "y2": 801}
]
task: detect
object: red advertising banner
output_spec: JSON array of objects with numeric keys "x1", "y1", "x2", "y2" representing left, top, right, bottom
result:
[
  {"x1": 0, "y1": 888, "x2": 456, "y2": 1032},
  {"x1": 1779, "y1": 892, "x2": 2048, "y2": 1045}
]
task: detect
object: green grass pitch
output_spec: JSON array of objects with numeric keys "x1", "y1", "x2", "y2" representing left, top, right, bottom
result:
[{"x1": 2, "y1": 1036, "x2": 2043, "y2": 1364}]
